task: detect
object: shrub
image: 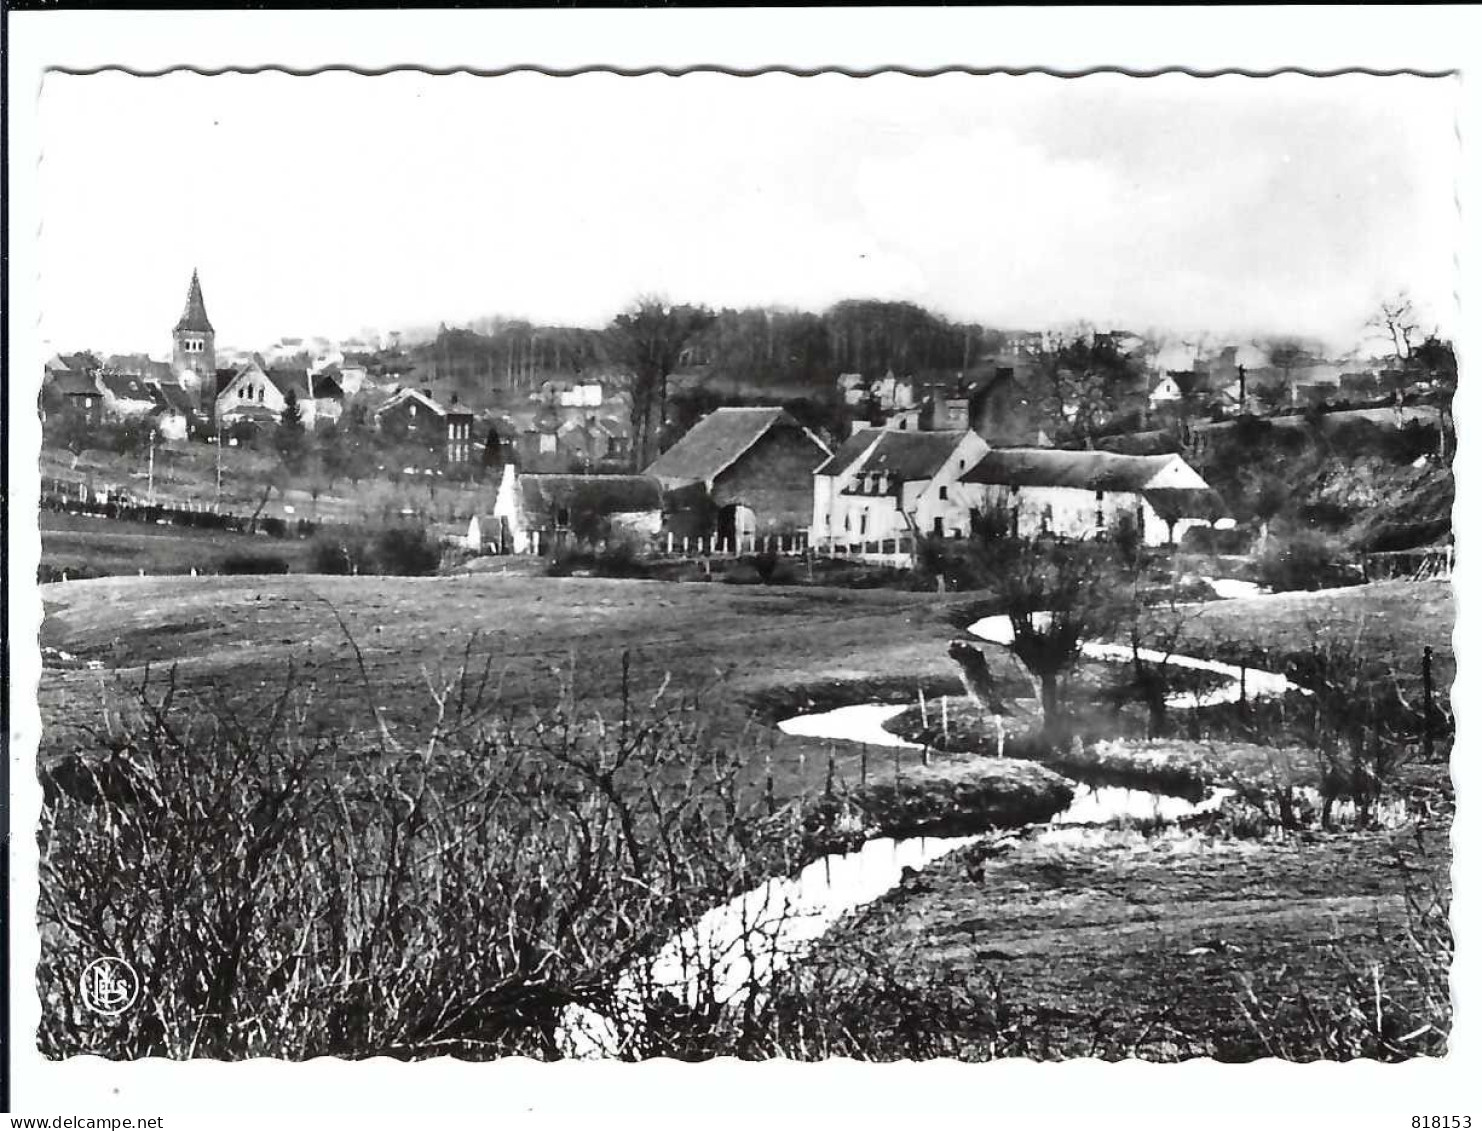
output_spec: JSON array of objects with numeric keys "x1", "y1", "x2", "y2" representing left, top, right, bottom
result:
[
  {"x1": 1253, "y1": 527, "x2": 1354, "y2": 592},
  {"x1": 373, "y1": 524, "x2": 442, "y2": 576},
  {"x1": 38, "y1": 659, "x2": 787, "y2": 1060},
  {"x1": 751, "y1": 550, "x2": 781, "y2": 584},
  {"x1": 309, "y1": 533, "x2": 372, "y2": 576}
]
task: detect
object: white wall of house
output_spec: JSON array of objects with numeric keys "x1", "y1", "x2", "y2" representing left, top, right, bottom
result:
[
  {"x1": 490, "y1": 465, "x2": 529, "y2": 552},
  {"x1": 966, "y1": 483, "x2": 1144, "y2": 541},
  {"x1": 155, "y1": 411, "x2": 190, "y2": 442},
  {"x1": 963, "y1": 482, "x2": 1213, "y2": 547},
  {"x1": 912, "y1": 434, "x2": 991, "y2": 538},
  {"x1": 811, "y1": 432, "x2": 988, "y2": 544}
]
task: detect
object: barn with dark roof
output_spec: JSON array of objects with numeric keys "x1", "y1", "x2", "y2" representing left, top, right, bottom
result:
[{"x1": 644, "y1": 406, "x2": 832, "y2": 542}]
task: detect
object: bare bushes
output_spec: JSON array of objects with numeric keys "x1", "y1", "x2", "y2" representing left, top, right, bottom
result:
[
  {"x1": 37, "y1": 656, "x2": 783, "y2": 1060},
  {"x1": 307, "y1": 525, "x2": 442, "y2": 576},
  {"x1": 1253, "y1": 525, "x2": 1357, "y2": 592}
]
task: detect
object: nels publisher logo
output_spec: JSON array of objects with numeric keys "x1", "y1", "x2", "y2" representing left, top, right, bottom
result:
[{"x1": 79, "y1": 956, "x2": 140, "y2": 1017}]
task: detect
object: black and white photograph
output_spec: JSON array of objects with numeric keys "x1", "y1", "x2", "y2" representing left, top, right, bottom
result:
[{"x1": 5, "y1": 6, "x2": 1477, "y2": 1120}]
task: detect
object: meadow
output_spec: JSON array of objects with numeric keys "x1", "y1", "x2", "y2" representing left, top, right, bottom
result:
[{"x1": 34, "y1": 572, "x2": 1453, "y2": 1060}]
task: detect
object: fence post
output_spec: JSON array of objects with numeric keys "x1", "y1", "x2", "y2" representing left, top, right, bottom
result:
[
  {"x1": 1423, "y1": 645, "x2": 1436, "y2": 761},
  {"x1": 1240, "y1": 665, "x2": 1248, "y2": 707},
  {"x1": 826, "y1": 745, "x2": 836, "y2": 798},
  {"x1": 941, "y1": 696, "x2": 949, "y2": 744},
  {"x1": 766, "y1": 749, "x2": 775, "y2": 815},
  {"x1": 918, "y1": 687, "x2": 928, "y2": 728},
  {"x1": 667, "y1": 531, "x2": 674, "y2": 555},
  {"x1": 860, "y1": 744, "x2": 868, "y2": 789}
]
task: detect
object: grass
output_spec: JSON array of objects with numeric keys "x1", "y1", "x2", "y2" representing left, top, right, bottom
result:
[
  {"x1": 37, "y1": 574, "x2": 1008, "y2": 807},
  {"x1": 853, "y1": 758, "x2": 1075, "y2": 838},
  {"x1": 40, "y1": 511, "x2": 319, "y2": 580},
  {"x1": 34, "y1": 572, "x2": 1454, "y2": 1061},
  {"x1": 747, "y1": 818, "x2": 1450, "y2": 1060}
]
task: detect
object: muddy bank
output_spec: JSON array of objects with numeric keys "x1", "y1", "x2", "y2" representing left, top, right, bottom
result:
[{"x1": 852, "y1": 758, "x2": 1076, "y2": 838}]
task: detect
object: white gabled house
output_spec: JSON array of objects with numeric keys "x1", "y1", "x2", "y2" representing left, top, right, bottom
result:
[
  {"x1": 469, "y1": 465, "x2": 664, "y2": 554},
  {"x1": 810, "y1": 428, "x2": 990, "y2": 547},
  {"x1": 958, "y1": 449, "x2": 1230, "y2": 547}
]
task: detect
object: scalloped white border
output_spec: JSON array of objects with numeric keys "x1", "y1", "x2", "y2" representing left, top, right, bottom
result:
[{"x1": 5, "y1": 7, "x2": 1477, "y2": 1122}]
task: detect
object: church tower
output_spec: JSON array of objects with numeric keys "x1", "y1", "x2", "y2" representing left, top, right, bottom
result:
[{"x1": 172, "y1": 269, "x2": 216, "y2": 402}]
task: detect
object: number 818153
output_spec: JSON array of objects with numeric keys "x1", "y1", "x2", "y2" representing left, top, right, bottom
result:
[{"x1": 1414, "y1": 1119, "x2": 1471, "y2": 1128}]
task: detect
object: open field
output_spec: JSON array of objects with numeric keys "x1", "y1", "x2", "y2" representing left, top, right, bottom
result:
[
  {"x1": 35, "y1": 574, "x2": 1452, "y2": 1060},
  {"x1": 38, "y1": 574, "x2": 1453, "y2": 772},
  {"x1": 39, "y1": 510, "x2": 320, "y2": 579},
  {"x1": 37, "y1": 573, "x2": 1002, "y2": 803}
]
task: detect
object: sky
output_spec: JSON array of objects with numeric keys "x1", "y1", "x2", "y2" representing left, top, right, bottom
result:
[{"x1": 38, "y1": 69, "x2": 1459, "y2": 359}]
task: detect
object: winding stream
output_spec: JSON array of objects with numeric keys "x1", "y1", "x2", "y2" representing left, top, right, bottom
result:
[{"x1": 557, "y1": 621, "x2": 1303, "y2": 1058}]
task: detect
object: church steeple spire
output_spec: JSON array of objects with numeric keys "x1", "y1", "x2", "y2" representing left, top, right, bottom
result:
[
  {"x1": 172, "y1": 269, "x2": 217, "y2": 402},
  {"x1": 175, "y1": 268, "x2": 214, "y2": 334}
]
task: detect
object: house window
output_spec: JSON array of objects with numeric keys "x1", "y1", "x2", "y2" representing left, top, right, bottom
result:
[
  {"x1": 844, "y1": 513, "x2": 851, "y2": 532},
  {"x1": 1042, "y1": 506, "x2": 1053, "y2": 533},
  {"x1": 933, "y1": 517, "x2": 944, "y2": 536},
  {"x1": 938, "y1": 485, "x2": 948, "y2": 501},
  {"x1": 860, "y1": 512, "x2": 868, "y2": 535},
  {"x1": 556, "y1": 507, "x2": 571, "y2": 528}
]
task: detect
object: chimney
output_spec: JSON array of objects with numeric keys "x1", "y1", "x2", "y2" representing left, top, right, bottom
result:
[
  {"x1": 451, "y1": 393, "x2": 459, "y2": 405},
  {"x1": 422, "y1": 388, "x2": 432, "y2": 399}
]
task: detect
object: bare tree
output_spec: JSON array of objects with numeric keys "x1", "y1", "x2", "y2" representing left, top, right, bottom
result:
[
  {"x1": 1370, "y1": 293, "x2": 1419, "y2": 377},
  {"x1": 1024, "y1": 326, "x2": 1143, "y2": 445},
  {"x1": 606, "y1": 298, "x2": 716, "y2": 469},
  {"x1": 990, "y1": 537, "x2": 1127, "y2": 744}
]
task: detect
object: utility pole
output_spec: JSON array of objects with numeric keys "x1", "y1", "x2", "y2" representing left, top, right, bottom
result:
[
  {"x1": 147, "y1": 428, "x2": 156, "y2": 507},
  {"x1": 215, "y1": 425, "x2": 223, "y2": 511}
]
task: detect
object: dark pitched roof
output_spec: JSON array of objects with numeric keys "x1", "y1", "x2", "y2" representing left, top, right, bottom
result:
[
  {"x1": 643, "y1": 407, "x2": 828, "y2": 484},
  {"x1": 267, "y1": 367, "x2": 311, "y2": 400},
  {"x1": 814, "y1": 429, "x2": 882, "y2": 477},
  {"x1": 98, "y1": 372, "x2": 156, "y2": 402},
  {"x1": 57, "y1": 352, "x2": 101, "y2": 373},
  {"x1": 49, "y1": 371, "x2": 99, "y2": 398},
  {"x1": 962, "y1": 449, "x2": 1189, "y2": 493},
  {"x1": 312, "y1": 372, "x2": 344, "y2": 399},
  {"x1": 518, "y1": 474, "x2": 663, "y2": 516},
  {"x1": 855, "y1": 430, "x2": 971, "y2": 481},
  {"x1": 174, "y1": 270, "x2": 214, "y2": 334},
  {"x1": 816, "y1": 428, "x2": 968, "y2": 482},
  {"x1": 374, "y1": 387, "x2": 448, "y2": 418},
  {"x1": 151, "y1": 381, "x2": 196, "y2": 415}
]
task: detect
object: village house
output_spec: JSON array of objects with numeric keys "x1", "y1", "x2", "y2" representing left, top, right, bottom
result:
[
  {"x1": 471, "y1": 467, "x2": 664, "y2": 554},
  {"x1": 149, "y1": 380, "x2": 198, "y2": 441},
  {"x1": 373, "y1": 387, "x2": 476, "y2": 464},
  {"x1": 810, "y1": 428, "x2": 990, "y2": 546},
  {"x1": 958, "y1": 449, "x2": 1228, "y2": 547},
  {"x1": 644, "y1": 406, "x2": 833, "y2": 544},
  {"x1": 215, "y1": 355, "x2": 286, "y2": 423},
  {"x1": 97, "y1": 372, "x2": 161, "y2": 419},
  {"x1": 43, "y1": 369, "x2": 105, "y2": 425},
  {"x1": 310, "y1": 370, "x2": 345, "y2": 424}
]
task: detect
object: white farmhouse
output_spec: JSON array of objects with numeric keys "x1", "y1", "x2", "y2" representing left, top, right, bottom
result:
[
  {"x1": 958, "y1": 449, "x2": 1228, "y2": 547},
  {"x1": 811, "y1": 428, "x2": 990, "y2": 547}
]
